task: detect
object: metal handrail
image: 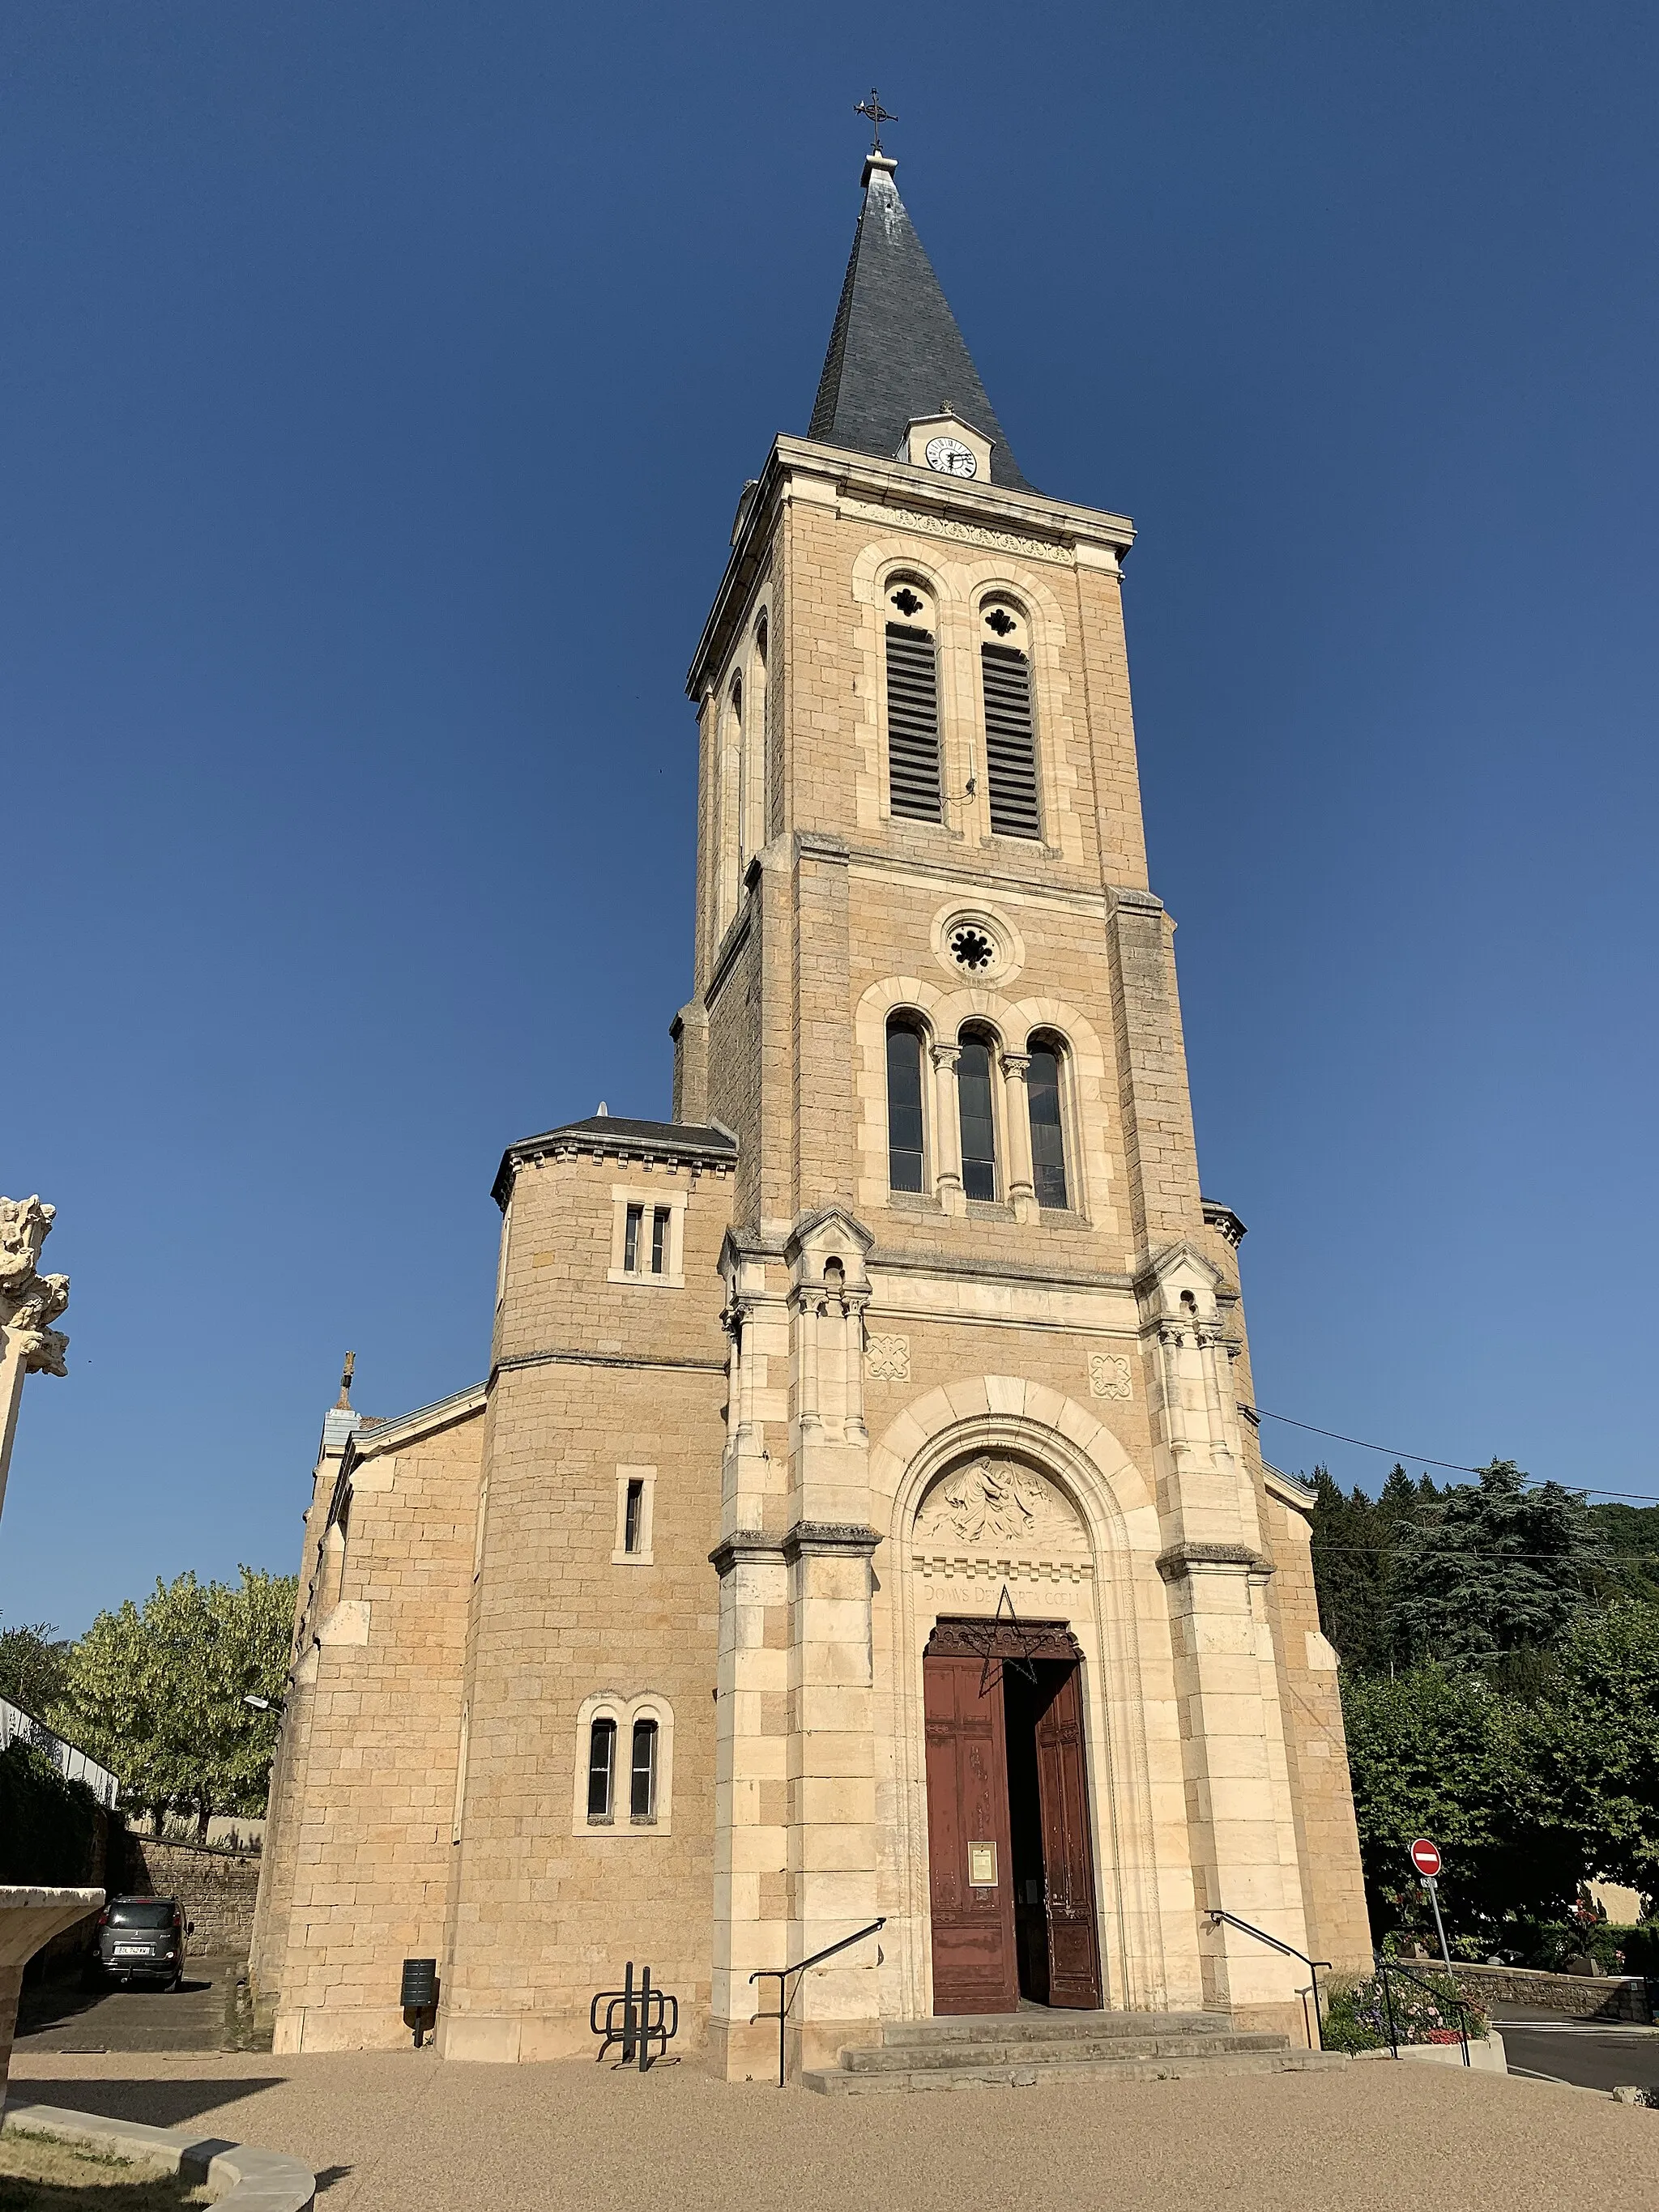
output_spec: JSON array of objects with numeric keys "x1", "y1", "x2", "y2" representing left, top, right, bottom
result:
[
  {"x1": 749, "y1": 1917, "x2": 885, "y2": 2087},
  {"x1": 1206, "y1": 1907, "x2": 1333, "y2": 2050},
  {"x1": 1374, "y1": 1952, "x2": 1482, "y2": 2067}
]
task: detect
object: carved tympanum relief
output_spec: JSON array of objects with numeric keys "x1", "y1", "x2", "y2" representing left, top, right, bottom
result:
[{"x1": 914, "y1": 1455, "x2": 1087, "y2": 1556}]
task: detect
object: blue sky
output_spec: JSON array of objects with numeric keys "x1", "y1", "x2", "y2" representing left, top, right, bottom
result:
[{"x1": 4, "y1": 2, "x2": 1656, "y2": 1635}]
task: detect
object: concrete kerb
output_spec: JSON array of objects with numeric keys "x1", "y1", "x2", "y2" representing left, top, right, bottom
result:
[
  {"x1": 1353, "y1": 2031, "x2": 1508, "y2": 2075},
  {"x1": 2, "y1": 2101, "x2": 316, "y2": 2210}
]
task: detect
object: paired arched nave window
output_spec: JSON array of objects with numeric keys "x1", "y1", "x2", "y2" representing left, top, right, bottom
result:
[{"x1": 885, "y1": 1012, "x2": 1075, "y2": 1216}]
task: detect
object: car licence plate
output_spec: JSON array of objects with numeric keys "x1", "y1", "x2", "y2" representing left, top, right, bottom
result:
[{"x1": 113, "y1": 1944, "x2": 152, "y2": 1955}]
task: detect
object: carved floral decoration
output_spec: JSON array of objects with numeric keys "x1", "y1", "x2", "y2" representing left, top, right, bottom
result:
[
  {"x1": 1090, "y1": 1353, "x2": 1132, "y2": 1402},
  {"x1": 865, "y1": 1334, "x2": 911, "y2": 1382}
]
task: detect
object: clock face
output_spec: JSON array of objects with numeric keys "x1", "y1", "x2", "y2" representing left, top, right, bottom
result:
[{"x1": 923, "y1": 434, "x2": 978, "y2": 479}]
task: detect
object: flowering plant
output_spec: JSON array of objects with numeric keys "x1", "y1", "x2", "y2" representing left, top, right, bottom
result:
[{"x1": 1320, "y1": 1971, "x2": 1486, "y2": 2053}]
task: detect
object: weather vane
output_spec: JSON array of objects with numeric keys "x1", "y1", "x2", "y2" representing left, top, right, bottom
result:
[{"x1": 854, "y1": 88, "x2": 897, "y2": 155}]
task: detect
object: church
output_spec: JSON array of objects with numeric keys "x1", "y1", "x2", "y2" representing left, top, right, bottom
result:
[{"x1": 251, "y1": 139, "x2": 1371, "y2": 2080}]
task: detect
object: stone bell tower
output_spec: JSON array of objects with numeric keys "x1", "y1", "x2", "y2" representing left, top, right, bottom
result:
[{"x1": 674, "y1": 145, "x2": 1370, "y2": 2078}]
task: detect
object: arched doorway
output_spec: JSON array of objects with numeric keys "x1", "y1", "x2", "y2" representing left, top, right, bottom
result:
[
  {"x1": 911, "y1": 1451, "x2": 1105, "y2": 2016},
  {"x1": 923, "y1": 1614, "x2": 1102, "y2": 2014}
]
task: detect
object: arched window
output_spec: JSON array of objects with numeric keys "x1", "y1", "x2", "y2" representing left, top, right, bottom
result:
[
  {"x1": 730, "y1": 671, "x2": 748, "y2": 875},
  {"x1": 574, "y1": 1694, "x2": 676, "y2": 1835},
  {"x1": 885, "y1": 1016, "x2": 927, "y2": 1193},
  {"x1": 1027, "y1": 1037, "x2": 1069, "y2": 1209},
  {"x1": 630, "y1": 1718, "x2": 659, "y2": 1823},
  {"x1": 752, "y1": 613, "x2": 769, "y2": 848},
  {"x1": 980, "y1": 601, "x2": 1041, "y2": 838},
  {"x1": 957, "y1": 1030, "x2": 999, "y2": 1201},
  {"x1": 586, "y1": 1717, "x2": 616, "y2": 1822},
  {"x1": 884, "y1": 580, "x2": 941, "y2": 822}
]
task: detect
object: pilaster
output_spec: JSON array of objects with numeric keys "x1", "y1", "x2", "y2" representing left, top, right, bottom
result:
[{"x1": 1141, "y1": 1246, "x2": 1310, "y2": 2031}]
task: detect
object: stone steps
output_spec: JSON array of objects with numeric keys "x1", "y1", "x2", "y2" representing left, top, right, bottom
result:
[
  {"x1": 842, "y1": 2029, "x2": 1294, "y2": 2074},
  {"x1": 801, "y1": 2010, "x2": 1345, "y2": 2096},
  {"x1": 876, "y1": 2009, "x2": 1234, "y2": 2048}
]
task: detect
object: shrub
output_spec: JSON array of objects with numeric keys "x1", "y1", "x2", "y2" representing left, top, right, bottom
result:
[
  {"x1": 0, "y1": 1737, "x2": 100, "y2": 1884},
  {"x1": 1321, "y1": 1970, "x2": 1486, "y2": 2051}
]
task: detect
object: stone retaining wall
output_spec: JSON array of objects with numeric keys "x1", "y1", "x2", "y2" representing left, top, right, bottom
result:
[
  {"x1": 122, "y1": 1837, "x2": 262, "y2": 1958},
  {"x1": 1444, "y1": 1960, "x2": 1650, "y2": 2023}
]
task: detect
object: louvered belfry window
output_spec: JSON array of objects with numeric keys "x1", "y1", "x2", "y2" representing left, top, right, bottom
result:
[
  {"x1": 981, "y1": 641, "x2": 1041, "y2": 838},
  {"x1": 885, "y1": 622, "x2": 943, "y2": 821}
]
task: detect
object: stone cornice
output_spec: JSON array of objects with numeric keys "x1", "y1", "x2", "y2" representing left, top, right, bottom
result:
[
  {"x1": 687, "y1": 433, "x2": 1135, "y2": 701},
  {"x1": 493, "y1": 1348, "x2": 727, "y2": 1386},
  {"x1": 711, "y1": 1523, "x2": 883, "y2": 1575},
  {"x1": 869, "y1": 1247, "x2": 1136, "y2": 1294},
  {"x1": 781, "y1": 1520, "x2": 881, "y2": 1563},
  {"x1": 1156, "y1": 1541, "x2": 1273, "y2": 1583},
  {"x1": 708, "y1": 1531, "x2": 786, "y2": 1575}
]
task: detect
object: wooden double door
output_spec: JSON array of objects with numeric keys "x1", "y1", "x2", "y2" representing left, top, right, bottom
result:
[{"x1": 923, "y1": 1620, "x2": 1103, "y2": 2014}]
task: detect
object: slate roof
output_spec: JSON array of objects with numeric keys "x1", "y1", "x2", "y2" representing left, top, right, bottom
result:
[
  {"x1": 808, "y1": 160, "x2": 1030, "y2": 492},
  {"x1": 491, "y1": 1115, "x2": 737, "y2": 1208}
]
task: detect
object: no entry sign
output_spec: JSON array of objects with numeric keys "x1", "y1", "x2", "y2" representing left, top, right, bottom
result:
[{"x1": 1410, "y1": 1838, "x2": 1442, "y2": 1878}]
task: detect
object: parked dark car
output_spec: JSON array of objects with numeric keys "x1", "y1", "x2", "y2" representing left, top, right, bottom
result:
[{"x1": 87, "y1": 1895, "x2": 194, "y2": 1990}]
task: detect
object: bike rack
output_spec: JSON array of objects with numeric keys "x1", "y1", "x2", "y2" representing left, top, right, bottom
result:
[{"x1": 591, "y1": 1962, "x2": 679, "y2": 2071}]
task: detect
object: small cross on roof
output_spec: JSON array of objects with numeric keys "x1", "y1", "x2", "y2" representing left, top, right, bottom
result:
[{"x1": 854, "y1": 87, "x2": 897, "y2": 154}]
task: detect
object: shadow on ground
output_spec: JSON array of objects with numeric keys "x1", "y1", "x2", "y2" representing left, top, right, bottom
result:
[
  {"x1": 19, "y1": 1980, "x2": 214, "y2": 2035},
  {"x1": 8, "y1": 2079, "x2": 290, "y2": 2129}
]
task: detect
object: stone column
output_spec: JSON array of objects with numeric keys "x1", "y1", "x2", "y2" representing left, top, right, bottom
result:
[
  {"x1": 0, "y1": 1197, "x2": 70, "y2": 1532},
  {"x1": 999, "y1": 1051, "x2": 1037, "y2": 1221},
  {"x1": 928, "y1": 1044, "x2": 965, "y2": 1215}
]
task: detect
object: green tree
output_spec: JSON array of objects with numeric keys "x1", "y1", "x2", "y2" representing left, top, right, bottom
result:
[
  {"x1": 1339, "y1": 1664, "x2": 1579, "y2": 1946},
  {"x1": 1541, "y1": 1600, "x2": 1659, "y2": 1899},
  {"x1": 1589, "y1": 1502, "x2": 1659, "y2": 1607},
  {"x1": 0, "y1": 1614, "x2": 70, "y2": 1716},
  {"x1": 58, "y1": 1566, "x2": 296, "y2": 1836},
  {"x1": 1390, "y1": 1460, "x2": 1610, "y2": 1664}
]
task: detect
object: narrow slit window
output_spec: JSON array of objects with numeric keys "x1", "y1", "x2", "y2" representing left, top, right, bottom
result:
[
  {"x1": 630, "y1": 1719, "x2": 659, "y2": 1822},
  {"x1": 650, "y1": 1207, "x2": 670, "y2": 1275},
  {"x1": 1028, "y1": 1043, "x2": 1068, "y2": 1209},
  {"x1": 981, "y1": 641, "x2": 1041, "y2": 837},
  {"x1": 624, "y1": 1478, "x2": 645, "y2": 1554},
  {"x1": 623, "y1": 1204, "x2": 643, "y2": 1273},
  {"x1": 885, "y1": 623, "x2": 942, "y2": 822},
  {"x1": 885, "y1": 1019, "x2": 926, "y2": 1193},
  {"x1": 957, "y1": 1034, "x2": 998, "y2": 1202},
  {"x1": 586, "y1": 1717, "x2": 616, "y2": 1822}
]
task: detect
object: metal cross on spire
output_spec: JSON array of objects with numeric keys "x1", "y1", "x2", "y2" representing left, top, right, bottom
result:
[{"x1": 854, "y1": 88, "x2": 897, "y2": 154}]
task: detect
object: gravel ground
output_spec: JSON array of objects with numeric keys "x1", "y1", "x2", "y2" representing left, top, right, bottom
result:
[{"x1": 10, "y1": 2048, "x2": 1659, "y2": 2212}]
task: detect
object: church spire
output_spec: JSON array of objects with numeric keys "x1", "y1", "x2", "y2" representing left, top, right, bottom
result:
[{"x1": 808, "y1": 147, "x2": 1030, "y2": 492}]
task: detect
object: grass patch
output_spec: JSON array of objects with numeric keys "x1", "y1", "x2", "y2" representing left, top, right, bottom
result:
[{"x1": 0, "y1": 2128, "x2": 210, "y2": 2210}]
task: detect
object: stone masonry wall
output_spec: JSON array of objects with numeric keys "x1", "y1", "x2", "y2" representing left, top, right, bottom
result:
[
  {"x1": 438, "y1": 1142, "x2": 735, "y2": 2062},
  {"x1": 1445, "y1": 1961, "x2": 1651, "y2": 2023},
  {"x1": 125, "y1": 1836, "x2": 262, "y2": 1958}
]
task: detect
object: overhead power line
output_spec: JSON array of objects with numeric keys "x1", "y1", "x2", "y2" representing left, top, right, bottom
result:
[{"x1": 1249, "y1": 1407, "x2": 1659, "y2": 1507}]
